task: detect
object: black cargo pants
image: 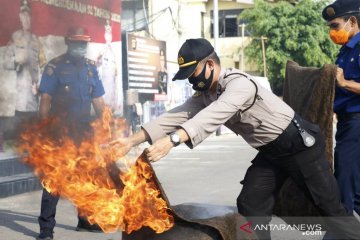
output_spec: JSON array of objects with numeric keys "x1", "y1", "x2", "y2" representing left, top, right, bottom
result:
[{"x1": 237, "y1": 114, "x2": 360, "y2": 239}]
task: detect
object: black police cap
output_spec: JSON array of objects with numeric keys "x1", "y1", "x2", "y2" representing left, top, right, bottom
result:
[
  {"x1": 172, "y1": 38, "x2": 214, "y2": 81},
  {"x1": 322, "y1": 0, "x2": 360, "y2": 21},
  {"x1": 20, "y1": 0, "x2": 31, "y2": 13}
]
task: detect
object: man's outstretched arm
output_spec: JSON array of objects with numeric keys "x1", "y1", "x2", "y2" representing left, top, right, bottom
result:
[
  {"x1": 146, "y1": 128, "x2": 189, "y2": 162},
  {"x1": 111, "y1": 128, "x2": 189, "y2": 162}
]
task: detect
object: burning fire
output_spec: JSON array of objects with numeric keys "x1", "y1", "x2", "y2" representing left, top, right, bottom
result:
[{"x1": 17, "y1": 107, "x2": 174, "y2": 234}]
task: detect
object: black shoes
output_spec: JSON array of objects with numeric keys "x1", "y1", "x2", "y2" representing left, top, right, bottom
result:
[
  {"x1": 36, "y1": 237, "x2": 53, "y2": 240},
  {"x1": 37, "y1": 219, "x2": 102, "y2": 240},
  {"x1": 75, "y1": 218, "x2": 103, "y2": 233},
  {"x1": 36, "y1": 229, "x2": 53, "y2": 240}
]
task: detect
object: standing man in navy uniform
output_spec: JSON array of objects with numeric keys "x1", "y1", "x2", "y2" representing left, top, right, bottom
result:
[
  {"x1": 322, "y1": 0, "x2": 360, "y2": 217},
  {"x1": 36, "y1": 27, "x2": 105, "y2": 240}
]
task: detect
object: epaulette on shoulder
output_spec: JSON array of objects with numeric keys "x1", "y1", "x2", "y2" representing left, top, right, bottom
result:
[
  {"x1": 47, "y1": 63, "x2": 56, "y2": 69},
  {"x1": 86, "y1": 58, "x2": 96, "y2": 66},
  {"x1": 192, "y1": 91, "x2": 202, "y2": 98},
  {"x1": 50, "y1": 55, "x2": 65, "y2": 64}
]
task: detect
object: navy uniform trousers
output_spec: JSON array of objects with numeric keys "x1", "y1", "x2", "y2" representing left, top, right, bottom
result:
[
  {"x1": 237, "y1": 114, "x2": 360, "y2": 239},
  {"x1": 334, "y1": 115, "x2": 360, "y2": 215},
  {"x1": 38, "y1": 189, "x2": 60, "y2": 231}
]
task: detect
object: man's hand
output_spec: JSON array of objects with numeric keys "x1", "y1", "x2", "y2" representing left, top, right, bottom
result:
[
  {"x1": 109, "y1": 129, "x2": 149, "y2": 158},
  {"x1": 31, "y1": 82, "x2": 38, "y2": 95},
  {"x1": 146, "y1": 136, "x2": 174, "y2": 162},
  {"x1": 110, "y1": 129, "x2": 188, "y2": 162},
  {"x1": 39, "y1": 93, "x2": 52, "y2": 119},
  {"x1": 92, "y1": 97, "x2": 105, "y2": 118},
  {"x1": 336, "y1": 67, "x2": 347, "y2": 88},
  {"x1": 146, "y1": 129, "x2": 190, "y2": 162},
  {"x1": 14, "y1": 49, "x2": 28, "y2": 65},
  {"x1": 109, "y1": 138, "x2": 133, "y2": 158}
]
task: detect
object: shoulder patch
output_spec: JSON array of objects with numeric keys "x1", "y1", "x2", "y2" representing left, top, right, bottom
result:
[{"x1": 192, "y1": 91, "x2": 202, "y2": 98}]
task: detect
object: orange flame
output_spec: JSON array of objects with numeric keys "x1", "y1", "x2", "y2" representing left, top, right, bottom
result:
[{"x1": 17, "y1": 107, "x2": 174, "y2": 234}]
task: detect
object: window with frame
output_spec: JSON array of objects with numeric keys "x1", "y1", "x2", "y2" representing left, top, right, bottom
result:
[
  {"x1": 122, "y1": 0, "x2": 149, "y2": 32},
  {"x1": 210, "y1": 9, "x2": 248, "y2": 38}
]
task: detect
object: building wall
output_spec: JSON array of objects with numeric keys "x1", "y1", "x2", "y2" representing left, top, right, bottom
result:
[
  {"x1": 148, "y1": 0, "x2": 256, "y2": 72},
  {"x1": 148, "y1": 0, "x2": 206, "y2": 71},
  {"x1": 204, "y1": 0, "x2": 254, "y2": 71},
  {"x1": 137, "y1": 0, "x2": 263, "y2": 121},
  {"x1": 146, "y1": 0, "x2": 209, "y2": 112}
]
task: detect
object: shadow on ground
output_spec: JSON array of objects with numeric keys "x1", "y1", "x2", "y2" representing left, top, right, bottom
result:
[{"x1": 0, "y1": 209, "x2": 73, "y2": 238}]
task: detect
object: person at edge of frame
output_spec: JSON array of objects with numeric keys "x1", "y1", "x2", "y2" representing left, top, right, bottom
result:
[
  {"x1": 110, "y1": 37, "x2": 360, "y2": 239},
  {"x1": 322, "y1": 0, "x2": 360, "y2": 239}
]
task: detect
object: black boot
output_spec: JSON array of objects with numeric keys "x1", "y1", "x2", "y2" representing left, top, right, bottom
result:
[
  {"x1": 37, "y1": 229, "x2": 53, "y2": 240},
  {"x1": 76, "y1": 217, "x2": 103, "y2": 232}
]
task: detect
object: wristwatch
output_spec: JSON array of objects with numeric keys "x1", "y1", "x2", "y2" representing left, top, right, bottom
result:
[{"x1": 169, "y1": 132, "x2": 181, "y2": 147}]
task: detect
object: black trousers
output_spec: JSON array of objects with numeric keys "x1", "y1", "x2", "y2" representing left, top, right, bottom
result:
[
  {"x1": 38, "y1": 188, "x2": 60, "y2": 231},
  {"x1": 237, "y1": 114, "x2": 360, "y2": 239},
  {"x1": 334, "y1": 115, "x2": 360, "y2": 215}
]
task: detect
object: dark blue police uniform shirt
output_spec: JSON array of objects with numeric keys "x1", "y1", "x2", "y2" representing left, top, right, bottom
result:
[
  {"x1": 335, "y1": 32, "x2": 360, "y2": 114},
  {"x1": 39, "y1": 54, "x2": 105, "y2": 123}
]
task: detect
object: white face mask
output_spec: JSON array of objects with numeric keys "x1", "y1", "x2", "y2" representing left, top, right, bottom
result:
[{"x1": 67, "y1": 41, "x2": 88, "y2": 58}]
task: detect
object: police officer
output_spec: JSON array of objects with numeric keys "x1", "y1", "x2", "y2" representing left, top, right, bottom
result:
[
  {"x1": 158, "y1": 49, "x2": 168, "y2": 94},
  {"x1": 3, "y1": 0, "x2": 46, "y2": 113},
  {"x1": 97, "y1": 21, "x2": 118, "y2": 112},
  {"x1": 36, "y1": 27, "x2": 105, "y2": 240},
  {"x1": 111, "y1": 38, "x2": 360, "y2": 239},
  {"x1": 2, "y1": 0, "x2": 46, "y2": 147},
  {"x1": 322, "y1": 0, "x2": 360, "y2": 219}
]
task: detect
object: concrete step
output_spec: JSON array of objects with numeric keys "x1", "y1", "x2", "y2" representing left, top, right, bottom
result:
[
  {"x1": 0, "y1": 155, "x2": 33, "y2": 177},
  {"x1": 0, "y1": 172, "x2": 42, "y2": 198}
]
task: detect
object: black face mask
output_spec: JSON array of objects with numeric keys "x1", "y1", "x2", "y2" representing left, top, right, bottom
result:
[{"x1": 188, "y1": 63, "x2": 214, "y2": 92}]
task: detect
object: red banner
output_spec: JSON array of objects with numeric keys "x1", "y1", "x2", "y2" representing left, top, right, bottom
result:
[
  {"x1": 0, "y1": 0, "x2": 22, "y2": 46},
  {"x1": 0, "y1": 0, "x2": 121, "y2": 46}
]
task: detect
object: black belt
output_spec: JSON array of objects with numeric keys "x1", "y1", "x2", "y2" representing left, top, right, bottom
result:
[
  {"x1": 257, "y1": 114, "x2": 315, "y2": 154},
  {"x1": 337, "y1": 113, "x2": 360, "y2": 122},
  {"x1": 257, "y1": 115, "x2": 300, "y2": 153}
]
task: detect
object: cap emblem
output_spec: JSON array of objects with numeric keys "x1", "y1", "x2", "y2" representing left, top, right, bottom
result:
[
  {"x1": 326, "y1": 7, "x2": 335, "y2": 17},
  {"x1": 178, "y1": 55, "x2": 198, "y2": 68},
  {"x1": 178, "y1": 56, "x2": 184, "y2": 65}
]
